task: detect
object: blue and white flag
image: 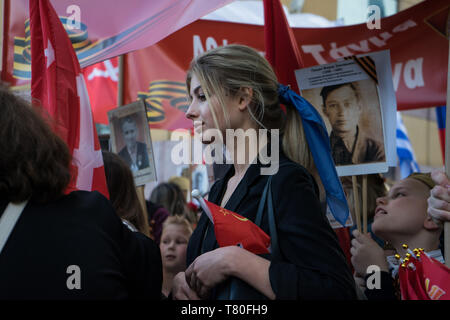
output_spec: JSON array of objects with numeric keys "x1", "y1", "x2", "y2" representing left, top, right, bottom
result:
[{"x1": 396, "y1": 112, "x2": 420, "y2": 178}]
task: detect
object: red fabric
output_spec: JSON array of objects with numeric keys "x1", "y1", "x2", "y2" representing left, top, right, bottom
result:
[
  {"x1": 204, "y1": 199, "x2": 270, "y2": 255},
  {"x1": 438, "y1": 128, "x2": 445, "y2": 164},
  {"x1": 334, "y1": 227, "x2": 353, "y2": 272},
  {"x1": 5, "y1": 0, "x2": 448, "y2": 114},
  {"x1": 188, "y1": 201, "x2": 199, "y2": 211},
  {"x1": 82, "y1": 58, "x2": 118, "y2": 125},
  {"x1": 30, "y1": 0, "x2": 109, "y2": 198},
  {"x1": 399, "y1": 252, "x2": 450, "y2": 300},
  {"x1": 263, "y1": 0, "x2": 303, "y2": 94}
]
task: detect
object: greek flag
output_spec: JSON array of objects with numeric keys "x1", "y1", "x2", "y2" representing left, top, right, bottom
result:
[{"x1": 396, "y1": 112, "x2": 420, "y2": 178}]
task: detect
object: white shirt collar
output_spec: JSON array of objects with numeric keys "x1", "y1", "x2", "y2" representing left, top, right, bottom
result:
[{"x1": 386, "y1": 249, "x2": 444, "y2": 278}]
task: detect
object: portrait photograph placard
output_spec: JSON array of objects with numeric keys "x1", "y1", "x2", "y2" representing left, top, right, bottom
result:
[
  {"x1": 108, "y1": 100, "x2": 157, "y2": 186},
  {"x1": 295, "y1": 50, "x2": 396, "y2": 176}
]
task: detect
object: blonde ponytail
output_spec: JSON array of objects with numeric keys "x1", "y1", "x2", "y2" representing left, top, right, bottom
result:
[{"x1": 282, "y1": 107, "x2": 325, "y2": 201}]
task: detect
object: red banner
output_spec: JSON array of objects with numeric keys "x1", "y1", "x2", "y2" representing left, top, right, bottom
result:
[
  {"x1": 2, "y1": 0, "x2": 448, "y2": 129},
  {"x1": 1, "y1": 0, "x2": 233, "y2": 86},
  {"x1": 121, "y1": 0, "x2": 448, "y2": 130}
]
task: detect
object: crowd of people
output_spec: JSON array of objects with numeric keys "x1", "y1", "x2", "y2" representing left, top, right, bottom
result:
[{"x1": 0, "y1": 44, "x2": 448, "y2": 300}]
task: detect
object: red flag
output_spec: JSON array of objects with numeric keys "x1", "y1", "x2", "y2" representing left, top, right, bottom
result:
[
  {"x1": 263, "y1": 0, "x2": 303, "y2": 94},
  {"x1": 30, "y1": 0, "x2": 109, "y2": 198},
  {"x1": 399, "y1": 250, "x2": 450, "y2": 300},
  {"x1": 203, "y1": 199, "x2": 270, "y2": 255},
  {"x1": 82, "y1": 58, "x2": 119, "y2": 125}
]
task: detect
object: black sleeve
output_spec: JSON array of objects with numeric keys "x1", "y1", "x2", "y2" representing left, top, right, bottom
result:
[
  {"x1": 121, "y1": 229, "x2": 163, "y2": 300},
  {"x1": 364, "y1": 271, "x2": 397, "y2": 300},
  {"x1": 91, "y1": 192, "x2": 163, "y2": 300},
  {"x1": 268, "y1": 166, "x2": 356, "y2": 299}
]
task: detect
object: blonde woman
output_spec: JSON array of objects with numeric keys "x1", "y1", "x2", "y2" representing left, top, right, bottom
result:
[{"x1": 172, "y1": 45, "x2": 355, "y2": 300}]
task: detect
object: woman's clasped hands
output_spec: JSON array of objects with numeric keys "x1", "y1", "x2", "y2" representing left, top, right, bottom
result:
[{"x1": 172, "y1": 246, "x2": 237, "y2": 300}]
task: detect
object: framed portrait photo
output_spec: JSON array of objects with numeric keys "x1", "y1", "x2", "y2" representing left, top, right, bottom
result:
[
  {"x1": 295, "y1": 50, "x2": 396, "y2": 176},
  {"x1": 107, "y1": 100, "x2": 157, "y2": 186}
]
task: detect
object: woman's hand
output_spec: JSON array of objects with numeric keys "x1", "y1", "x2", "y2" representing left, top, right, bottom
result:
[
  {"x1": 185, "y1": 246, "x2": 236, "y2": 299},
  {"x1": 350, "y1": 230, "x2": 388, "y2": 277},
  {"x1": 354, "y1": 272, "x2": 366, "y2": 291},
  {"x1": 171, "y1": 272, "x2": 201, "y2": 300},
  {"x1": 428, "y1": 171, "x2": 450, "y2": 223}
]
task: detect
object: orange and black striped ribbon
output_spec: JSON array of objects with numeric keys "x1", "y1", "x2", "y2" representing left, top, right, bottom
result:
[{"x1": 344, "y1": 55, "x2": 378, "y2": 84}]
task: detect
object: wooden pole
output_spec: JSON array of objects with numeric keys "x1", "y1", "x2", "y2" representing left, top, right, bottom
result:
[
  {"x1": 362, "y1": 175, "x2": 368, "y2": 234},
  {"x1": 352, "y1": 176, "x2": 361, "y2": 233},
  {"x1": 135, "y1": 185, "x2": 150, "y2": 236},
  {"x1": 117, "y1": 55, "x2": 124, "y2": 107},
  {"x1": 0, "y1": 0, "x2": 4, "y2": 76},
  {"x1": 444, "y1": 17, "x2": 450, "y2": 267}
]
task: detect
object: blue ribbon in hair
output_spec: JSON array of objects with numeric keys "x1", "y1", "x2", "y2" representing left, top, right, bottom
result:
[{"x1": 278, "y1": 84, "x2": 349, "y2": 227}]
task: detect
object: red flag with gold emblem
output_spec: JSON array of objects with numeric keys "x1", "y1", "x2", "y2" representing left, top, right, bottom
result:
[
  {"x1": 203, "y1": 199, "x2": 270, "y2": 255},
  {"x1": 399, "y1": 249, "x2": 450, "y2": 300}
]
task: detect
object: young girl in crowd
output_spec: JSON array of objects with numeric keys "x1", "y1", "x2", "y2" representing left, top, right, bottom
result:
[
  {"x1": 172, "y1": 44, "x2": 355, "y2": 300},
  {"x1": 351, "y1": 173, "x2": 443, "y2": 299},
  {"x1": 160, "y1": 216, "x2": 193, "y2": 298}
]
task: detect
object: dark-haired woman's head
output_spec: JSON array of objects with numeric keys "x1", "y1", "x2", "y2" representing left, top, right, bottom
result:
[{"x1": 0, "y1": 85, "x2": 71, "y2": 204}]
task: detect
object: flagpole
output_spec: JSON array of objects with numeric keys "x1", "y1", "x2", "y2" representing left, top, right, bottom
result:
[
  {"x1": 444, "y1": 16, "x2": 450, "y2": 267},
  {"x1": 192, "y1": 189, "x2": 213, "y2": 223},
  {"x1": 117, "y1": 55, "x2": 124, "y2": 107},
  {"x1": 0, "y1": 0, "x2": 4, "y2": 76},
  {"x1": 362, "y1": 175, "x2": 367, "y2": 234}
]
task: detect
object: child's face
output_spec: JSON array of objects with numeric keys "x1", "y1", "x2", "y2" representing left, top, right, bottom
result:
[
  {"x1": 160, "y1": 224, "x2": 190, "y2": 273},
  {"x1": 371, "y1": 178, "x2": 429, "y2": 240}
]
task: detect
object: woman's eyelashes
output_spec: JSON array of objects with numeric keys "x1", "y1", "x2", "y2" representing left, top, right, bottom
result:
[
  {"x1": 390, "y1": 191, "x2": 406, "y2": 199},
  {"x1": 198, "y1": 93, "x2": 206, "y2": 102}
]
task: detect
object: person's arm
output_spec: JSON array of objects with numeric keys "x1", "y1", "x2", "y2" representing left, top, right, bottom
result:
[
  {"x1": 171, "y1": 272, "x2": 201, "y2": 300},
  {"x1": 185, "y1": 246, "x2": 275, "y2": 299},
  {"x1": 92, "y1": 192, "x2": 163, "y2": 299},
  {"x1": 350, "y1": 230, "x2": 389, "y2": 276},
  {"x1": 350, "y1": 230, "x2": 397, "y2": 300},
  {"x1": 266, "y1": 167, "x2": 356, "y2": 299}
]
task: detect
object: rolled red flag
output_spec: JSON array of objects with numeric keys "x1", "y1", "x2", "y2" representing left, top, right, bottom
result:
[{"x1": 203, "y1": 199, "x2": 270, "y2": 255}]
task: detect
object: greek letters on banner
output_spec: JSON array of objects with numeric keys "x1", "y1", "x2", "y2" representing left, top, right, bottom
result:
[{"x1": 3, "y1": 0, "x2": 448, "y2": 129}]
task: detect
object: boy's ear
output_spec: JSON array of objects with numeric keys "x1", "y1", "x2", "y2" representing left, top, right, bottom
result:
[
  {"x1": 237, "y1": 87, "x2": 253, "y2": 111},
  {"x1": 423, "y1": 216, "x2": 440, "y2": 231}
]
